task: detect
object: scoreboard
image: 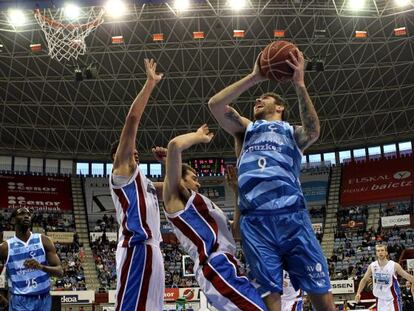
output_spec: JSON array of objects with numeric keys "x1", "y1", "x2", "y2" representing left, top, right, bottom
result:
[{"x1": 188, "y1": 158, "x2": 225, "y2": 176}]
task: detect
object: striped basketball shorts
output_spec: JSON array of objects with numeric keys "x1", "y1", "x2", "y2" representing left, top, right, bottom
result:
[
  {"x1": 115, "y1": 243, "x2": 164, "y2": 311},
  {"x1": 195, "y1": 252, "x2": 268, "y2": 311}
]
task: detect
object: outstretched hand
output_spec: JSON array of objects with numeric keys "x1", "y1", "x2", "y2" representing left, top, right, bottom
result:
[
  {"x1": 152, "y1": 146, "x2": 167, "y2": 164},
  {"x1": 195, "y1": 124, "x2": 214, "y2": 143},
  {"x1": 144, "y1": 58, "x2": 163, "y2": 84},
  {"x1": 251, "y1": 52, "x2": 267, "y2": 83},
  {"x1": 285, "y1": 49, "x2": 305, "y2": 87}
]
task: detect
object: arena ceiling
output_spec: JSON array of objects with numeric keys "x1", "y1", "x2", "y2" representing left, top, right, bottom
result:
[{"x1": 0, "y1": 0, "x2": 413, "y2": 161}]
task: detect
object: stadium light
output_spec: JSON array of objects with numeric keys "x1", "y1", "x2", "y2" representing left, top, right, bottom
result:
[
  {"x1": 105, "y1": 0, "x2": 127, "y2": 18},
  {"x1": 64, "y1": 3, "x2": 81, "y2": 20},
  {"x1": 395, "y1": 0, "x2": 411, "y2": 6},
  {"x1": 228, "y1": 0, "x2": 246, "y2": 11},
  {"x1": 348, "y1": 0, "x2": 365, "y2": 10},
  {"x1": 8, "y1": 9, "x2": 26, "y2": 26},
  {"x1": 174, "y1": 0, "x2": 190, "y2": 12}
]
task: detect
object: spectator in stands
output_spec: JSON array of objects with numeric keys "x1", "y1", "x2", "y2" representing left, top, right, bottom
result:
[{"x1": 401, "y1": 281, "x2": 414, "y2": 310}]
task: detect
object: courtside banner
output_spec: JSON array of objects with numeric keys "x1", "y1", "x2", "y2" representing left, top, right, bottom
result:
[
  {"x1": 331, "y1": 280, "x2": 354, "y2": 294},
  {"x1": 110, "y1": 289, "x2": 195, "y2": 303},
  {"x1": 51, "y1": 290, "x2": 95, "y2": 303},
  {"x1": 381, "y1": 214, "x2": 411, "y2": 228},
  {"x1": 0, "y1": 174, "x2": 73, "y2": 212},
  {"x1": 341, "y1": 156, "x2": 414, "y2": 206},
  {"x1": 178, "y1": 288, "x2": 200, "y2": 301}
]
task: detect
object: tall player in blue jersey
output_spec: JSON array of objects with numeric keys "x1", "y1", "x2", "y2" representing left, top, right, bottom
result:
[
  {"x1": 208, "y1": 49, "x2": 335, "y2": 311},
  {"x1": 0, "y1": 207, "x2": 63, "y2": 311}
]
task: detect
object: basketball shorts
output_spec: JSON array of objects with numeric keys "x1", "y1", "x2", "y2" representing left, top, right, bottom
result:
[
  {"x1": 195, "y1": 251, "x2": 268, "y2": 311},
  {"x1": 10, "y1": 293, "x2": 51, "y2": 311},
  {"x1": 240, "y1": 209, "x2": 331, "y2": 296},
  {"x1": 376, "y1": 297, "x2": 402, "y2": 311},
  {"x1": 115, "y1": 242, "x2": 164, "y2": 311}
]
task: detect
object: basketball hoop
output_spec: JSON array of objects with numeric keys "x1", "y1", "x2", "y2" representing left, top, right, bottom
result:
[{"x1": 34, "y1": 7, "x2": 104, "y2": 61}]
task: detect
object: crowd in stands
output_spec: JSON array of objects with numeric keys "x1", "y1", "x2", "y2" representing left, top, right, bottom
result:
[
  {"x1": 54, "y1": 236, "x2": 87, "y2": 291},
  {"x1": 91, "y1": 233, "x2": 117, "y2": 290},
  {"x1": 93, "y1": 214, "x2": 118, "y2": 232},
  {"x1": 380, "y1": 200, "x2": 412, "y2": 216},
  {"x1": 337, "y1": 205, "x2": 368, "y2": 228},
  {"x1": 0, "y1": 210, "x2": 75, "y2": 233},
  {"x1": 328, "y1": 205, "x2": 414, "y2": 280}
]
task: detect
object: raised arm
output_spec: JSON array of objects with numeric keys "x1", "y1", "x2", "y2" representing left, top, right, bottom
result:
[
  {"x1": 163, "y1": 125, "x2": 213, "y2": 209},
  {"x1": 208, "y1": 55, "x2": 265, "y2": 136},
  {"x1": 113, "y1": 59, "x2": 163, "y2": 176},
  {"x1": 287, "y1": 50, "x2": 320, "y2": 152},
  {"x1": 355, "y1": 265, "x2": 372, "y2": 302},
  {"x1": 151, "y1": 146, "x2": 167, "y2": 198}
]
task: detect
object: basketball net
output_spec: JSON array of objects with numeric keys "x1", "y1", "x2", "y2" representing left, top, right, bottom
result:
[{"x1": 34, "y1": 7, "x2": 105, "y2": 61}]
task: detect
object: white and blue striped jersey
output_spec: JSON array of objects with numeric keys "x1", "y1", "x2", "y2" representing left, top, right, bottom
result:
[
  {"x1": 6, "y1": 233, "x2": 50, "y2": 295},
  {"x1": 237, "y1": 120, "x2": 305, "y2": 213}
]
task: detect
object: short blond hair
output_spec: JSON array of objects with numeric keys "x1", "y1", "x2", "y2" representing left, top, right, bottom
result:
[{"x1": 375, "y1": 244, "x2": 388, "y2": 252}]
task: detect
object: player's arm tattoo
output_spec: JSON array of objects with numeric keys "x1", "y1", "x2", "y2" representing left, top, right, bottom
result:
[
  {"x1": 224, "y1": 109, "x2": 245, "y2": 128},
  {"x1": 295, "y1": 85, "x2": 320, "y2": 150}
]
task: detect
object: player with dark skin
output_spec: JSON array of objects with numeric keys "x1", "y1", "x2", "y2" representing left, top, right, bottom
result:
[{"x1": 0, "y1": 208, "x2": 63, "y2": 277}]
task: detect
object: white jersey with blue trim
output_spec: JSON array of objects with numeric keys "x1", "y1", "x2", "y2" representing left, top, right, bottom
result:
[
  {"x1": 6, "y1": 233, "x2": 50, "y2": 295},
  {"x1": 165, "y1": 191, "x2": 236, "y2": 268},
  {"x1": 371, "y1": 260, "x2": 401, "y2": 301},
  {"x1": 237, "y1": 120, "x2": 305, "y2": 213},
  {"x1": 110, "y1": 165, "x2": 161, "y2": 248}
]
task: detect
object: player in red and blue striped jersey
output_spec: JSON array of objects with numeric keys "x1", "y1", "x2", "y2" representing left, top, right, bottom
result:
[
  {"x1": 109, "y1": 59, "x2": 164, "y2": 311},
  {"x1": 162, "y1": 124, "x2": 268, "y2": 311}
]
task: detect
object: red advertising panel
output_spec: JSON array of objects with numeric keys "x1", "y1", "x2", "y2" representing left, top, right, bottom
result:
[
  {"x1": 0, "y1": 174, "x2": 73, "y2": 212},
  {"x1": 341, "y1": 156, "x2": 414, "y2": 206},
  {"x1": 164, "y1": 288, "x2": 179, "y2": 301}
]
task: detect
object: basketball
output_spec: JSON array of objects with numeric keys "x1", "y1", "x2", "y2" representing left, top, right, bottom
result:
[{"x1": 259, "y1": 40, "x2": 299, "y2": 81}]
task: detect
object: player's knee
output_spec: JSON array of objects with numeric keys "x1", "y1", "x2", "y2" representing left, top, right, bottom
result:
[
  {"x1": 264, "y1": 292, "x2": 281, "y2": 304},
  {"x1": 309, "y1": 293, "x2": 335, "y2": 311}
]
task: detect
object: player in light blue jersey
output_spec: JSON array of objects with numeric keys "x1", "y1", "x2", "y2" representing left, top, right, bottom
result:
[
  {"x1": 0, "y1": 207, "x2": 63, "y2": 311},
  {"x1": 208, "y1": 49, "x2": 335, "y2": 311}
]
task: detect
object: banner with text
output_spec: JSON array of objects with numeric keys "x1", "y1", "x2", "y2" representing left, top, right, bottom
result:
[
  {"x1": 381, "y1": 214, "x2": 411, "y2": 228},
  {"x1": 341, "y1": 156, "x2": 414, "y2": 206},
  {"x1": 0, "y1": 174, "x2": 73, "y2": 212},
  {"x1": 47, "y1": 232, "x2": 74, "y2": 243},
  {"x1": 300, "y1": 174, "x2": 329, "y2": 205},
  {"x1": 51, "y1": 290, "x2": 95, "y2": 304},
  {"x1": 331, "y1": 279, "x2": 355, "y2": 294},
  {"x1": 109, "y1": 288, "x2": 200, "y2": 303}
]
